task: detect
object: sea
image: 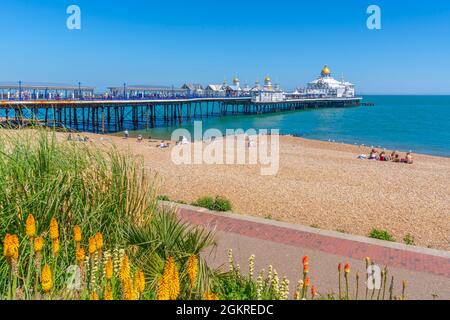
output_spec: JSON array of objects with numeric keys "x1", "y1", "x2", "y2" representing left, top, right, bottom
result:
[{"x1": 130, "y1": 95, "x2": 450, "y2": 157}]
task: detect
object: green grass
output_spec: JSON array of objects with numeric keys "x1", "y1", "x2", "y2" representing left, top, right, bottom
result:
[
  {"x1": 369, "y1": 229, "x2": 395, "y2": 242},
  {"x1": 192, "y1": 196, "x2": 232, "y2": 212}
]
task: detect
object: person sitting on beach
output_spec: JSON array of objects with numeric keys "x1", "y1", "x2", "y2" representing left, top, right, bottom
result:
[
  {"x1": 368, "y1": 149, "x2": 378, "y2": 160},
  {"x1": 378, "y1": 151, "x2": 387, "y2": 161},
  {"x1": 392, "y1": 154, "x2": 400, "y2": 163},
  {"x1": 390, "y1": 151, "x2": 397, "y2": 160},
  {"x1": 401, "y1": 152, "x2": 413, "y2": 164},
  {"x1": 124, "y1": 129, "x2": 129, "y2": 139},
  {"x1": 137, "y1": 134, "x2": 143, "y2": 142},
  {"x1": 158, "y1": 141, "x2": 169, "y2": 149}
]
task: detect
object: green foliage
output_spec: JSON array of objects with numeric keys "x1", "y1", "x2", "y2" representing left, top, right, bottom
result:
[
  {"x1": 124, "y1": 209, "x2": 217, "y2": 297},
  {"x1": 0, "y1": 129, "x2": 217, "y2": 298},
  {"x1": 192, "y1": 196, "x2": 232, "y2": 212},
  {"x1": 403, "y1": 234, "x2": 415, "y2": 245},
  {"x1": 157, "y1": 195, "x2": 170, "y2": 201},
  {"x1": 369, "y1": 229, "x2": 395, "y2": 242}
]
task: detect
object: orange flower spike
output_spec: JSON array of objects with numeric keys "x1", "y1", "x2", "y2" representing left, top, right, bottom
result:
[
  {"x1": 344, "y1": 263, "x2": 350, "y2": 275},
  {"x1": 95, "y1": 232, "x2": 103, "y2": 251},
  {"x1": 303, "y1": 263, "x2": 309, "y2": 274},
  {"x1": 34, "y1": 236, "x2": 44, "y2": 253},
  {"x1": 302, "y1": 255, "x2": 309, "y2": 266},
  {"x1": 311, "y1": 285, "x2": 317, "y2": 299},
  {"x1": 52, "y1": 238, "x2": 60, "y2": 255},
  {"x1": 76, "y1": 247, "x2": 85, "y2": 264},
  {"x1": 88, "y1": 236, "x2": 97, "y2": 255},
  {"x1": 338, "y1": 263, "x2": 342, "y2": 272},
  {"x1": 3, "y1": 234, "x2": 20, "y2": 259},
  {"x1": 304, "y1": 276, "x2": 310, "y2": 287},
  {"x1": 41, "y1": 264, "x2": 53, "y2": 293},
  {"x1": 49, "y1": 218, "x2": 59, "y2": 240},
  {"x1": 73, "y1": 225, "x2": 82, "y2": 243},
  {"x1": 26, "y1": 214, "x2": 36, "y2": 238},
  {"x1": 105, "y1": 257, "x2": 114, "y2": 280}
]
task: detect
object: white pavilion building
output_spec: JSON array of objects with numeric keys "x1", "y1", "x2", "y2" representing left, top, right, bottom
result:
[
  {"x1": 251, "y1": 76, "x2": 285, "y2": 102},
  {"x1": 297, "y1": 65, "x2": 355, "y2": 98}
]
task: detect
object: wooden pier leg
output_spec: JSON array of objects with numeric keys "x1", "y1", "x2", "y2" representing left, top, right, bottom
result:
[
  {"x1": 74, "y1": 107, "x2": 78, "y2": 130},
  {"x1": 107, "y1": 107, "x2": 111, "y2": 130},
  {"x1": 101, "y1": 106, "x2": 105, "y2": 134}
]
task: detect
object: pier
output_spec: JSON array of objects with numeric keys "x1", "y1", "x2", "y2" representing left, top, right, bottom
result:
[{"x1": 0, "y1": 96, "x2": 361, "y2": 134}]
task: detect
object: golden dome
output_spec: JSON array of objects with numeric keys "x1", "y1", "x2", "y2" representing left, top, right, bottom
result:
[
  {"x1": 265, "y1": 76, "x2": 271, "y2": 82},
  {"x1": 321, "y1": 65, "x2": 331, "y2": 76}
]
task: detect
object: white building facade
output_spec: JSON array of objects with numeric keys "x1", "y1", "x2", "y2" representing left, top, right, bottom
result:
[
  {"x1": 251, "y1": 76, "x2": 285, "y2": 102},
  {"x1": 296, "y1": 65, "x2": 355, "y2": 98}
]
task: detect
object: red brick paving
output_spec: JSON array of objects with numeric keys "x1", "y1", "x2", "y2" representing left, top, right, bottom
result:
[{"x1": 177, "y1": 207, "x2": 450, "y2": 278}]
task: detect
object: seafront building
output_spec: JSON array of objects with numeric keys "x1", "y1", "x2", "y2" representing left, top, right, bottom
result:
[
  {"x1": 290, "y1": 65, "x2": 355, "y2": 99},
  {"x1": 251, "y1": 77, "x2": 285, "y2": 102}
]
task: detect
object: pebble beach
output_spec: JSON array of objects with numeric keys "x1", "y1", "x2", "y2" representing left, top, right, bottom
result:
[{"x1": 59, "y1": 132, "x2": 450, "y2": 250}]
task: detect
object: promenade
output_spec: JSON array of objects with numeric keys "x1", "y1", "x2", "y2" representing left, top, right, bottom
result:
[{"x1": 173, "y1": 203, "x2": 450, "y2": 300}]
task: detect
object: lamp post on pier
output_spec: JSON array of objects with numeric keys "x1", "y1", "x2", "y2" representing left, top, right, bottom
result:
[
  {"x1": 78, "y1": 82, "x2": 82, "y2": 100},
  {"x1": 18, "y1": 80, "x2": 22, "y2": 101},
  {"x1": 123, "y1": 83, "x2": 126, "y2": 100}
]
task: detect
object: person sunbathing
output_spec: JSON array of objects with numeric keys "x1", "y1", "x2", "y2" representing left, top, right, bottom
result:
[
  {"x1": 368, "y1": 149, "x2": 378, "y2": 160},
  {"x1": 392, "y1": 154, "x2": 400, "y2": 163},
  {"x1": 400, "y1": 152, "x2": 413, "y2": 164},
  {"x1": 405, "y1": 152, "x2": 413, "y2": 164},
  {"x1": 379, "y1": 151, "x2": 387, "y2": 161}
]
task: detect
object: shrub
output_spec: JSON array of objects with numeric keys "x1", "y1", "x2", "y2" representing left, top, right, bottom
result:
[
  {"x1": 403, "y1": 234, "x2": 415, "y2": 245},
  {"x1": 157, "y1": 195, "x2": 170, "y2": 201},
  {"x1": 192, "y1": 196, "x2": 232, "y2": 212},
  {"x1": 369, "y1": 229, "x2": 395, "y2": 242}
]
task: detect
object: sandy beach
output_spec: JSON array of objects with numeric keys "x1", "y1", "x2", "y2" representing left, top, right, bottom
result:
[{"x1": 59, "y1": 132, "x2": 450, "y2": 250}]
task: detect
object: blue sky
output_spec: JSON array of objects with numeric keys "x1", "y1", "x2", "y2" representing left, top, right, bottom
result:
[{"x1": 1, "y1": 0, "x2": 450, "y2": 94}]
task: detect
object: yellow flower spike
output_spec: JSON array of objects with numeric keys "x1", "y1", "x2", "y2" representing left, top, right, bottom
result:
[
  {"x1": 158, "y1": 256, "x2": 180, "y2": 300},
  {"x1": 105, "y1": 257, "x2": 114, "y2": 280},
  {"x1": 187, "y1": 255, "x2": 198, "y2": 289},
  {"x1": 95, "y1": 232, "x2": 103, "y2": 252},
  {"x1": 41, "y1": 264, "x2": 53, "y2": 293},
  {"x1": 76, "y1": 247, "x2": 85, "y2": 264},
  {"x1": 26, "y1": 214, "x2": 36, "y2": 238},
  {"x1": 88, "y1": 236, "x2": 97, "y2": 255},
  {"x1": 204, "y1": 292, "x2": 219, "y2": 300},
  {"x1": 73, "y1": 225, "x2": 82, "y2": 243},
  {"x1": 135, "y1": 269, "x2": 146, "y2": 294},
  {"x1": 3, "y1": 234, "x2": 19, "y2": 260},
  {"x1": 122, "y1": 276, "x2": 135, "y2": 300},
  {"x1": 34, "y1": 236, "x2": 44, "y2": 253},
  {"x1": 119, "y1": 255, "x2": 130, "y2": 282},
  {"x1": 90, "y1": 291, "x2": 99, "y2": 300},
  {"x1": 104, "y1": 283, "x2": 113, "y2": 300},
  {"x1": 157, "y1": 277, "x2": 170, "y2": 300},
  {"x1": 49, "y1": 218, "x2": 59, "y2": 240},
  {"x1": 52, "y1": 238, "x2": 59, "y2": 256},
  {"x1": 157, "y1": 256, "x2": 179, "y2": 300}
]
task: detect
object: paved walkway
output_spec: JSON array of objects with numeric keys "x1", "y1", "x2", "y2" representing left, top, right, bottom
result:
[{"x1": 168, "y1": 203, "x2": 450, "y2": 300}]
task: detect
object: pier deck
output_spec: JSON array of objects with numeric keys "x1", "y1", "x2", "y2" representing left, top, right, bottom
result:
[{"x1": 0, "y1": 97, "x2": 362, "y2": 134}]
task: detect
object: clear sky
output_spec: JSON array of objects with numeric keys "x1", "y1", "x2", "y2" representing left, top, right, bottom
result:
[{"x1": 1, "y1": 0, "x2": 449, "y2": 94}]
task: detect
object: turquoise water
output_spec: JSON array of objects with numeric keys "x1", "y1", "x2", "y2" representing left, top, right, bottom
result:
[{"x1": 138, "y1": 96, "x2": 450, "y2": 157}]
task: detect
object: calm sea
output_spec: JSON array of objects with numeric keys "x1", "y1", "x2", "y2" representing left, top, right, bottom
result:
[{"x1": 135, "y1": 96, "x2": 450, "y2": 157}]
